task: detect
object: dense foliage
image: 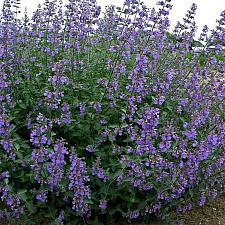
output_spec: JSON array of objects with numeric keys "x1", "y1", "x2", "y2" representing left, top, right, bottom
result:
[{"x1": 0, "y1": 0, "x2": 224, "y2": 224}]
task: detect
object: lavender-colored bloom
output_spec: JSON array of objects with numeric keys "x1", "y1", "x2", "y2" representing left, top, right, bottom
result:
[
  {"x1": 92, "y1": 102, "x2": 102, "y2": 113},
  {"x1": 199, "y1": 193, "x2": 206, "y2": 206},
  {"x1": 126, "y1": 210, "x2": 140, "y2": 220},
  {"x1": 36, "y1": 190, "x2": 48, "y2": 202},
  {"x1": 30, "y1": 113, "x2": 52, "y2": 147},
  {"x1": 47, "y1": 139, "x2": 69, "y2": 191},
  {"x1": 184, "y1": 129, "x2": 197, "y2": 140},
  {"x1": 99, "y1": 199, "x2": 107, "y2": 209},
  {"x1": 48, "y1": 75, "x2": 69, "y2": 86},
  {"x1": 92, "y1": 164, "x2": 108, "y2": 182},
  {"x1": 86, "y1": 145, "x2": 95, "y2": 153},
  {"x1": 79, "y1": 103, "x2": 86, "y2": 116},
  {"x1": 44, "y1": 90, "x2": 64, "y2": 109},
  {"x1": 0, "y1": 114, "x2": 15, "y2": 158},
  {"x1": 56, "y1": 211, "x2": 64, "y2": 225},
  {"x1": 59, "y1": 103, "x2": 71, "y2": 125},
  {"x1": 68, "y1": 153, "x2": 91, "y2": 215},
  {"x1": 0, "y1": 181, "x2": 24, "y2": 218}
]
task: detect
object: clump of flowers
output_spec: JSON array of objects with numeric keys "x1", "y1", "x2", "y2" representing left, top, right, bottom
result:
[{"x1": 0, "y1": 0, "x2": 224, "y2": 224}]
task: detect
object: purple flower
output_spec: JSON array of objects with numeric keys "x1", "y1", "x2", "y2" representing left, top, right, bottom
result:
[
  {"x1": 47, "y1": 139, "x2": 69, "y2": 191},
  {"x1": 92, "y1": 165, "x2": 108, "y2": 182},
  {"x1": 68, "y1": 153, "x2": 91, "y2": 215},
  {"x1": 126, "y1": 210, "x2": 140, "y2": 220},
  {"x1": 86, "y1": 145, "x2": 95, "y2": 153},
  {"x1": 58, "y1": 103, "x2": 71, "y2": 125},
  {"x1": 184, "y1": 129, "x2": 197, "y2": 140},
  {"x1": 36, "y1": 190, "x2": 48, "y2": 202},
  {"x1": 56, "y1": 211, "x2": 64, "y2": 225},
  {"x1": 199, "y1": 193, "x2": 206, "y2": 206},
  {"x1": 99, "y1": 199, "x2": 107, "y2": 209},
  {"x1": 79, "y1": 103, "x2": 86, "y2": 116},
  {"x1": 92, "y1": 102, "x2": 102, "y2": 113}
]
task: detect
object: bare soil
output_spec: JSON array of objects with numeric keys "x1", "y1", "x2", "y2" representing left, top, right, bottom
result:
[
  {"x1": 0, "y1": 193, "x2": 225, "y2": 225},
  {"x1": 148, "y1": 193, "x2": 225, "y2": 225},
  {"x1": 171, "y1": 193, "x2": 225, "y2": 225}
]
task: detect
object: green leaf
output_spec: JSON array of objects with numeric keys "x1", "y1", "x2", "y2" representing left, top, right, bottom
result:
[
  {"x1": 189, "y1": 189, "x2": 194, "y2": 198},
  {"x1": 88, "y1": 217, "x2": 104, "y2": 225},
  {"x1": 14, "y1": 143, "x2": 20, "y2": 151},
  {"x1": 138, "y1": 201, "x2": 147, "y2": 210},
  {"x1": 85, "y1": 199, "x2": 94, "y2": 205},
  {"x1": 108, "y1": 207, "x2": 123, "y2": 215},
  {"x1": 108, "y1": 124, "x2": 119, "y2": 128},
  {"x1": 185, "y1": 52, "x2": 194, "y2": 60},
  {"x1": 26, "y1": 202, "x2": 37, "y2": 214},
  {"x1": 199, "y1": 52, "x2": 207, "y2": 66},
  {"x1": 18, "y1": 189, "x2": 27, "y2": 201}
]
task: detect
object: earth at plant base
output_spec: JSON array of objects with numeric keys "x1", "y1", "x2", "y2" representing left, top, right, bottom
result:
[
  {"x1": 146, "y1": 193, "x2": 225, "y2": 225},
  {"x1": 1, "y1": 194, "x2": 224, "y2": 225}
]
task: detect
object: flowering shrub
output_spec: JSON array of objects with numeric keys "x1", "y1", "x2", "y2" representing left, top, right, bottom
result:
[{"x1": 0, "y1": 0, "x2": 225, "y2": 224}]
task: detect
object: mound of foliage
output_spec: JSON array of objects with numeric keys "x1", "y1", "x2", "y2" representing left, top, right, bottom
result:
[{"x1": 0, "y1": 0, "x2": 224, "y2": 224}]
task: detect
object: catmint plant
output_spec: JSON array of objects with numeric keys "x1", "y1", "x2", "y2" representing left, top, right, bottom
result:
[{"x1": 0, "y1": 0, "x2": 224, "y2": 224}]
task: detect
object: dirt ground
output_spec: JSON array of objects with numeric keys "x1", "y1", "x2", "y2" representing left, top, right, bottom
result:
[
  {"x1": 171, "y1": 193, "x2": 225, "y2": 225},
  {"x1": 151, "y1": 193, "x2": 225, "y2": 225},
  {"x1": 0, "y1": 193, "x2": 225, "y2": 225}
]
